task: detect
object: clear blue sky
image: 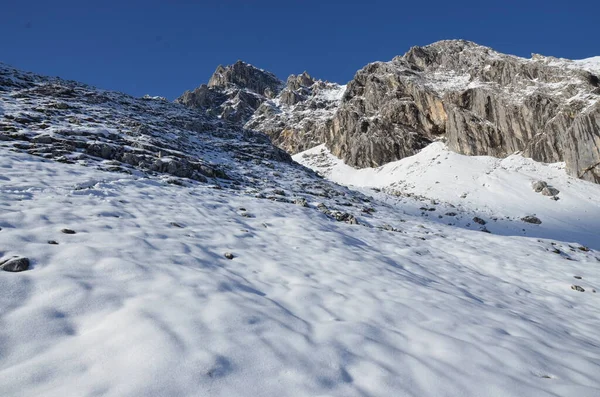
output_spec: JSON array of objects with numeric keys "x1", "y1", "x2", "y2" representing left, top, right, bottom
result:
[{"x1": 2, "y1": 0, "x2": 598, "y2": 100}]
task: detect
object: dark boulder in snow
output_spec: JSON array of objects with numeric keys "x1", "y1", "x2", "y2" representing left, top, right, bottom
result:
[
  {"x1": 473, "y1": 217, "x2": 486, "y2": 225},
  {"x1": 0, "y1": 257, "x2": 30, "y2": 272},
  {"x1": 521, "y1": 215, "x2": 542, "y2": 225}
]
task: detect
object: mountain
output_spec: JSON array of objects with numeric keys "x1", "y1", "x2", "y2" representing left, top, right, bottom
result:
[
  {"x1": 1, "y1": 49, "x2": 600, "y2": 397},
  {"x1": 177, "y1": 40, "x2": 600, "y2": 184}
]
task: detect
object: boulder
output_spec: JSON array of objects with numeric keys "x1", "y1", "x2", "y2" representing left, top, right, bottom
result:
[{"x1": 0, "y1": 257, "x2": 30, "y2": 272}]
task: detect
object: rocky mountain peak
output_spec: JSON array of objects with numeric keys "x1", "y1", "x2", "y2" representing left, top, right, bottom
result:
[
  {"x1": 286, "y1": 71, "x2": 315, "y2": 91},
  {"x1": 175, "y1": 41, "x2": 600, "y2": 184},
  {"x1": 207, "y1": 60, "x2": 283, "y2": 98}
]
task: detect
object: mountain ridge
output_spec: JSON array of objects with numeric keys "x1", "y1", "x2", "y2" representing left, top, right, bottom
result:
[{"x1": 176, "y1": 40, "x2": 600, "y2": 183}]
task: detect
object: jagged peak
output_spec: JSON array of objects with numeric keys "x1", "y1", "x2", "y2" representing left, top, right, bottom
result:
[{"x1": 207, "y1": 60, "x2": 283, "y2": 97}]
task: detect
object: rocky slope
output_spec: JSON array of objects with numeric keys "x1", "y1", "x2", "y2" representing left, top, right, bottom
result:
[
  {"x1": 330, "y1": 40, "x2": 600, "y2": 182},
  {"x1": 177, "y1": 41, "x2": 600, "y2": 183},
  {"x1": 177, "y1": 62, "x2": 346, "y2": 155},
  {"x1": 0, "y1": 61, "x2": 379, "y2": 227}
]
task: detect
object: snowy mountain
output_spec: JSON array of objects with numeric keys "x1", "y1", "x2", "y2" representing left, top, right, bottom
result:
[
  {"x1": 1, "y1": 48, "x2": 600, "y2": 397},
  {"x1": 177, "y1": 40, "x2": 600, "y2": 184}
]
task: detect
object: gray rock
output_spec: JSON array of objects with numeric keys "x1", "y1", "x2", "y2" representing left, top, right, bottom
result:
[
  {"x1": 224, "y1": 252, "x2": 235, "y2": 260},
  {"x1": 294, "y1": 198, "x2": 308, "y2": 207},
  {"x1": 541, "y1": 186, "x2": 560, "y2": 196},
  {"x1": 521, "y1": 215, "x2": 542, "y2": 224},
  {"x1": 232, "y1": 40, "x2": 600, "y2": 184},
  {"x1": 532, "y1": 180, "x2": 548, "y2": 192},
  {"x1": 61, "y1": 228, "x2": 76, "y2": 234},
  {"x1": 571, "y1": 285, "x2": 585, "y2": 292},
  {"x1": 473, "y1": 217, "x2": 486, "y2": 225},
  {"x1": 0, "y1": 257, "x2": 30, "y2": 272},
  {"x1": 207, "y1": 61, "x2": 283, "y2": 97}
]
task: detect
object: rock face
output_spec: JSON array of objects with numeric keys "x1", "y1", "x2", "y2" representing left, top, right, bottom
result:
[
  {"x1": 176, "y1": 61, "x2": 284, "y2": 124},
  {"x1": 0, "y1": 62, "x2": 292, "y2": 187},
  {"x1": 176, "y1": 40, "x2": 600, "y2": 183},
  {"x1": 325, "y1": 41, "x2": 600, "y2": 181},
  {"x1": 246, "y1": 72, "x2": 346, "y2": 154}
]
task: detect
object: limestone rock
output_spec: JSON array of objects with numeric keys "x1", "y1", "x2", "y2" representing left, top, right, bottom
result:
[
  {"x1": 521, "y1": 215, "x2": 542, "y2": 224},
  {"x1": 541, "y1": 186, "x2": 560, "y2": 196},
  {"x1": 208, "y1": 61, "x2": 283, "y2": 97},
  {"x1": 532, "y1": 180, "x2": 548, "y2": 192},
  {"x1": 0, "y1": 257, "x2": 30, "y2": 272}
]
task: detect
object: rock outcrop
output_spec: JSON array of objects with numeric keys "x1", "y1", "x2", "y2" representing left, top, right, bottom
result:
[
  {"x1": 325, "y1": 40, "x2": 600, "y2": 182},
  {"x1": 176, "y1": 61, "x2": 284, "y2": 124},
  {"x1": 246, "y1": 72, "x2": 346, "y2": 154},
  {"x1": 176, "y1": 40, "x2": 600, "y2": 183}
]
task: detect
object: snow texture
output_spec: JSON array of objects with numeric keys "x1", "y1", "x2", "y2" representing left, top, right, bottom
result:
[{"x1": 1, "y1": 60, "x2": 600, "y2": 397}]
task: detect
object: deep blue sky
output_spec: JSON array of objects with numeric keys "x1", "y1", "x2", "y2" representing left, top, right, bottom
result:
[{"x1": 2, "y1": 0, "x2": 598, "y2": 100}]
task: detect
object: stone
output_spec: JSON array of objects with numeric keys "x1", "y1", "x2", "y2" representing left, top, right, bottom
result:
[
  {"x1": 48, "y1": 240, "x2": 59, "y2": 245},
  {"x1": 224, "y1": 252, "x2": 235, "y2": 260},
  {"x1": 574, "y1": 276, "x2": 582, "y2": 279},
  {"x1": 0, "y1": 257, "x2": 30, "y2": 272},
  {"x1": 532, "y1": 180, "x2": 548, "y2": 192},
  {"x1": 61, "y1": 228, "x2": 76, "y2": 234},
  {"x1": 541, "y1": 186, "x2": 560, "y2": 196},
  {"x1": 294, "y1": 198, "x2": 308, "y2": 207},
  {"x1": 473, "y1": 217, "x2": 486, "y2": 225},
  {"x1": 219, "y1": 41, "x2": 600, "y2": 184},
  {"x1": 521, "y1": 215, "x2": 542, "y2": 224},
  {"x1": 571, "y1": 285, "x2": 585, "y2": 292}
]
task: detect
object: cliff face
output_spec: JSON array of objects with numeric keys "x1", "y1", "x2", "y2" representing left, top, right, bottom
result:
[
  {"x1": 246, "y1": 72, "x2": 346, "y2": 154},
  {"x1": 326, "y1": 41, "x2": 600, "y2": 182},
  {"x1": 177, "y1": 41, "x2": 600, "y2": 183},
  {"x1": 176, "y1": 61, "x2": 284, "y2": 124}
]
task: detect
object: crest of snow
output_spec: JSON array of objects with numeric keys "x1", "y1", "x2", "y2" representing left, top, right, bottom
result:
[
  {"x1": 294, "y1": 142, "x2": 600, "y2": 249},
  {"x1": 573, "y1": 56, "x2": 600, "y2": 75}
]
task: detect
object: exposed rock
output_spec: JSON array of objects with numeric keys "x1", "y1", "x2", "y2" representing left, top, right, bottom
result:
[
  {"x1": 294, "y1": 198, "x2": 308, "y2": 207},
  {"x1": 176, "y1": 61, "x2": 284, "y2": 124},
  {"x1": 190, "y1": 41, "x2": 600, "y2": 184},
  {"x1": 473, "y1": 217, "x2": 486, "y2": 225},
  {"x1": 48, "y1": 240, "x2": 59, "y2": 245},
  {"x1": 208, "y1": 61, "x2": 283, "y2": 97},
  {"x1": 224, "y1": 252, "x2": 235, "y2": 260},
  {"x1": 532, "y1": 180, "x2": 548, "y2": 192},
  {"x1": 0, "y1": 257, "x2": 30, "y2": 272},
  {"x1": 541, "y1": 186, "x2": 560, "y2": 196},
  {"x1": 323, "y1": 40, "x2": 600, "y2": 179},
  {"x1": 571, "y1": 285, "x2": 585, "y2": 292},
  {"x1": 521, "y1": 215, "x2": 542, "y2": 224},
  {"x1": 61, "y1": 228, "x2": 76, "y2": 234}
]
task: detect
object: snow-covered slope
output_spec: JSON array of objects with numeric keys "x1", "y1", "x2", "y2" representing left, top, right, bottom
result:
[
  {"x1": 2, "y1": 62, "x2": 600, "y2": 397},
  {"x1": 295, "y1": 142, "x2": 600, "y2": 249},
  {"x1": 573, "y1": 56, "x2": 600, "y2": 74},
  {"x1": 2, "y1": 147, "x2": 600, "y2": 397}
]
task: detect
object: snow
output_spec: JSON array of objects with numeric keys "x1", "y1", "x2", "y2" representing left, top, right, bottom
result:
[
  {"x1": 2, "y1": 59, "x2": 600, "y2": 396},
  {"x1": 294, "y1": 142, "x2": 600, "y2": 250},
  {"x1": 2, "y1": 144, "x2": 600, "y2": 396},
  {"x1": 574, "y1": 56, "x2": 600, "y2": 75}
]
